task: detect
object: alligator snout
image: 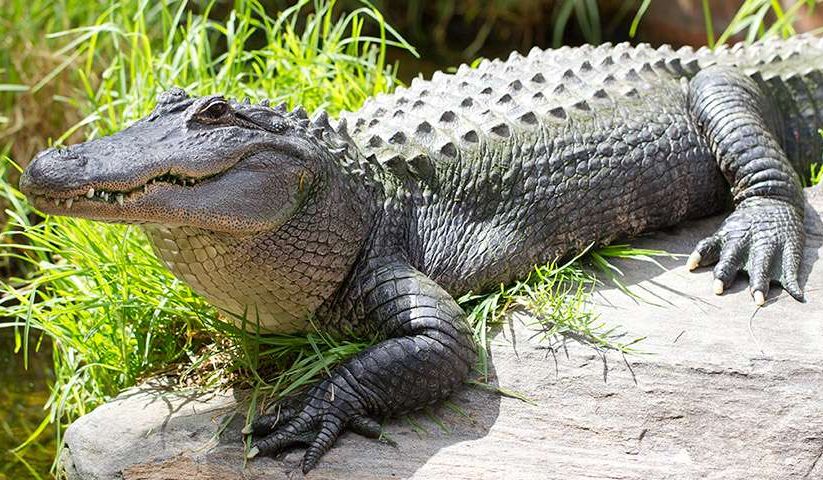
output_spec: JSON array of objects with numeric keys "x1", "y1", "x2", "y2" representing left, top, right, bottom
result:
[{"x1": 20, "y1": 145, "x2": 91, "y2": 197}]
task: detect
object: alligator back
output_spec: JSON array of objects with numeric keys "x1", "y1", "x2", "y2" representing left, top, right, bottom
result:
[{"x1": 338, "y1": 36, "x2": 823, "y2": 293}]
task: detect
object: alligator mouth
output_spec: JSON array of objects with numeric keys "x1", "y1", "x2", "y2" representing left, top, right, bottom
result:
[{"x1": 29, "y1": 172, "x2": 213, "y2": 212}]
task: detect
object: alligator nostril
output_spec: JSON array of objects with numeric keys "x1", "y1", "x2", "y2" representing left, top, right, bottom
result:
[{"x1": 54, "y1": 148, "x2": 88, "y2": 166}]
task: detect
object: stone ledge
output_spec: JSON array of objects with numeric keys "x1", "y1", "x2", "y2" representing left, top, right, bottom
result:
[{"x1": 63, "y1": 186, "x2": 823, "y2": 480}]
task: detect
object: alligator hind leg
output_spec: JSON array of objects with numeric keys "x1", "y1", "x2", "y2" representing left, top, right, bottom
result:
[{"x1": 687, "y1": 65, "x2": 806, "y2": 304}]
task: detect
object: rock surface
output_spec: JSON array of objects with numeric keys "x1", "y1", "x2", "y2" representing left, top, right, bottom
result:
[{"x1": 63, "y1": 186, "x2": 823, "y2": 480}]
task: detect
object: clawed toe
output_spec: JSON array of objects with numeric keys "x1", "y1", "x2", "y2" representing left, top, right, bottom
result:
[
  {"x1": 244, "y1": 383, "x2": 387, "y2": 472},
  {"x1": 687, "y1": 199, "x2": 805, "y2": 305},
  {"x1": 247, "y1": 411, "x2": 345, "y2": 473},
  {"x1": 243, "y1": 403, "x2": 298, "y2": 436},
  {"x1": 752, "y1": 290, "x2": 766, "y2": 306},
  {"x1": 712, "y1": 278, "x2": 725, "y2": 295}
]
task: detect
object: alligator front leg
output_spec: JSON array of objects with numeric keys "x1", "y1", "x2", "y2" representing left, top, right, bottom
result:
[
  {"x1": 687, "y1": 66, "x2": 806, "y2": 305},
  {"x1": 245, "y1": 257, "x2": 476, "y2": 473}
]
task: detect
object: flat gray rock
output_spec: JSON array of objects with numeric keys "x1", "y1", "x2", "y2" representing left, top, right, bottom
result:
[{"x1": 63, "y1": 186, "x2": 823, "y2": 480}]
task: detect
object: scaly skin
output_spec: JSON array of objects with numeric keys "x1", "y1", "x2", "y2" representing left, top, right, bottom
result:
[{"x1": 19, "y1": 35, "x2": 823, "y2": 472}]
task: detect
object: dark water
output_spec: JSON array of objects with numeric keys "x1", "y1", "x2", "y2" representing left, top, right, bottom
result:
[{"x1": 0, "y1": 330, "x2": 55, "y2": 480}]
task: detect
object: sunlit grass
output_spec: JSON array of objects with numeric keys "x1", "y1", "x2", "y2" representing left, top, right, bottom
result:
[
  {"x1": 631, "y1": 0, "x2": 822, "y2": 45},
  {"x1": 811, "y1": 162, "x2": 822, "y2": 186},
  {"x1": 460, "y1": 246, "x2": 655, "y2": 383}
]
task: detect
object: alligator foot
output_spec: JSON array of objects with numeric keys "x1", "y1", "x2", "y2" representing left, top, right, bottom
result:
[
  {"x1": 687, "y1": 65, "x2": 808, "y2": 306},
  {"x1": 244, "y1": 377, "x2": 389, "y2": 473},
  {"x1": 687, "y1": 197, "x2": 805, "y2": 305}
]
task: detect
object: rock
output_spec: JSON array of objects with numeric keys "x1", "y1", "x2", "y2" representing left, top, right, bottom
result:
[{"x1": 63, "y1": 187, "x2": 823, "y2": 480}]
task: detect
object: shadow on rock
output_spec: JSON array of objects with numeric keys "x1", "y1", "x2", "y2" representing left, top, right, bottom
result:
[{"x1": 62, "y1": 367, "x2": 501, "y2": 480}]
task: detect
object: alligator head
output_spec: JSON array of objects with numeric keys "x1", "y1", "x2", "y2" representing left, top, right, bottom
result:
[
  {"x1": 20, "y1": 87, "x2": 344, "y2": 234},
  {"x1": 20, "y1": 88, "x2": 374, "y2": 332}
]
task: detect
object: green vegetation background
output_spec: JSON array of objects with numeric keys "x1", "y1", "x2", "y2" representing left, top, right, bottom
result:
[{"x1": 1, "y1": 0, "x2": 821, "y2": 478}]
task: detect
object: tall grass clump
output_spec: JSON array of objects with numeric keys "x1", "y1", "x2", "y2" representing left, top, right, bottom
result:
[
  {"x1": 705, "y1": 0, "x2": 821, "y2": 47},
  {"x1": 811, "y1": 161, "x2": 822, "y2": 186},
  {"x1": 0, "y1": 0, "x2": 114, "y2": 165},
  {"x1": 631, "y1": 0, "x2": 821, "y2": 45},
  {"x1": 0, "y1": 0, "x2": 414, "y2": 474}
]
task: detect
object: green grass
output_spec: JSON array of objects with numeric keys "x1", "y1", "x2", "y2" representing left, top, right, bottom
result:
[
  {"x1": 811, "y1": 162, "x2": 823, "y2": 186},
  {"x1": 708, "y1": 0, "x2": 821, "y2": 47},
  {"x1": 459, "y1": 247, "x2": 652, "y2": 382},
  {"x1": 631, "y1": 0, "x2": 821, "y2": 45}
]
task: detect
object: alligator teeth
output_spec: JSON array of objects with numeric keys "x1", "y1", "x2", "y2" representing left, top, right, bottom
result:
[
  {"x1": 54, "y1": 199, "x2": 61, "y2": 206},
  {"x1": 102, "y1": 192, "x2": 109, "y2": 201},
  {"x1": 144, "y1": 185, "x2": 148, "y2": 193},
  {"x1": 86, "y1": 188, "x2": 95, "y2": 198},
  {"x1": 116, "y1": 194, "x2": 124, "y2": 206},
  {"x1": 65, "y1": 198, "x2": 73, "y2": 209}
]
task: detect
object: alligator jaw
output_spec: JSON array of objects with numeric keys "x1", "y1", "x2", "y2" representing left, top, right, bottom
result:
[{"x1": 28, "y1": 173, "x2": 205, "y2": 219}]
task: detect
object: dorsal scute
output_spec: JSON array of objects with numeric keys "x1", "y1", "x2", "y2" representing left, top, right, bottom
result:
[{"x1": 336, "y1": 37, "x2": 823, "y2": 188}]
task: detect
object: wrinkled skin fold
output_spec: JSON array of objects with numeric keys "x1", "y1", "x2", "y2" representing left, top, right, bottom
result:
[{"x1": 19, "y1": 35, "x2": 823, "y2": 472}]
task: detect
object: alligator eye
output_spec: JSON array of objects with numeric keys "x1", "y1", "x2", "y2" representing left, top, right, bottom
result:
[{"x1": 196, "y1": 99, "x2": 231, "y2": 122}]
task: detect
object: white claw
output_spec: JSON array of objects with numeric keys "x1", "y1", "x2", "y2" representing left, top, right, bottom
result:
[
  {"x1": 86, "y1": 188, "x2": 95, "y2": 198},
  {"x1": 753, "y1": 290, "x2": 766, "y2": 306},
  {"x1": 713, "y1": 279, "x2": 725, "y2": 295},
  {"x1": 65, "y1": 198, "x2": 73, "y2": 209},
  {"x1": 686, "y1": 252, "x2": 701, "y2": 271},
  {"x1": 246, "y1": 446, "x2": 259, "y2": 459},
  {"x1": 116, "y1": 194, "x2": 124, "y2": 206},
  {"x1": 241, "y1": 424, "x2": 253, "y2": 435}
]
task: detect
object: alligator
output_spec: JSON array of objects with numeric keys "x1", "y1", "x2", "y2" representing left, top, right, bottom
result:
[{"x1": 19, "y1": 35, "x2": 823, "y2": 473}]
